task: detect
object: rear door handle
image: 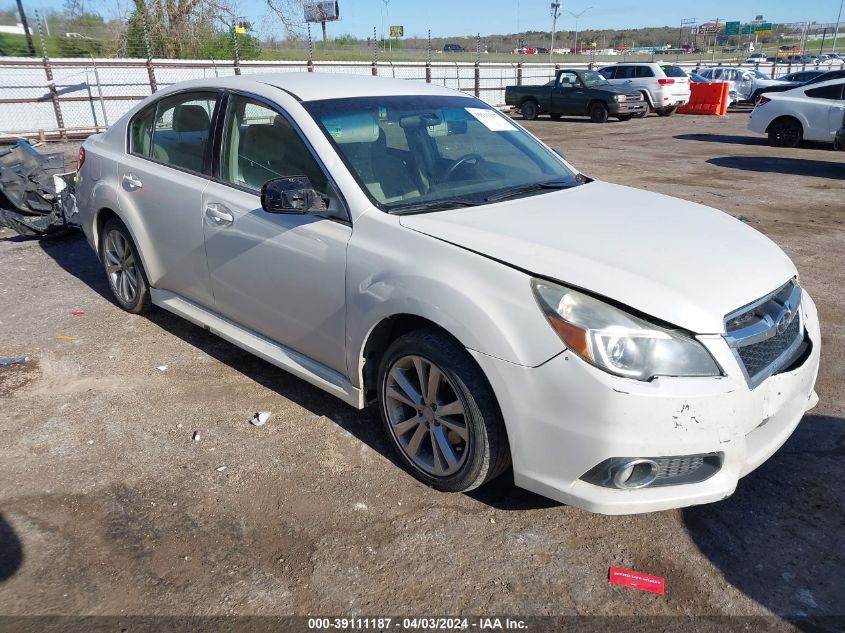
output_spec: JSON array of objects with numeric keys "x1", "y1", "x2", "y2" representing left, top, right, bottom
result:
[
  {"x1": 122, "y1": 173, "x2": 143, "y2": 189},
  {"x1": 204, "y1": 203, "x2": 234, "y2": 227}
]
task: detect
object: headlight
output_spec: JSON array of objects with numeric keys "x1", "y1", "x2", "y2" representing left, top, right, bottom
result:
[
  {"x1": 614, "y1": 94, "x2": 626, "y2": 102},
  {"x1": 532, "y1": 279, "x2": 721, "y2": 381}
]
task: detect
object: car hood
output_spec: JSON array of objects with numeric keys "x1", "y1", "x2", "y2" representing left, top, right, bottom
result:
[{"x1": 399, "y1": 181, "x2": 796, "y2": 334}]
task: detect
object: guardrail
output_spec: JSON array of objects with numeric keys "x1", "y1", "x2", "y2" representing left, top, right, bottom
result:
[{"x1": 0, "y1": 56, "x2": 835, "y2": 141}]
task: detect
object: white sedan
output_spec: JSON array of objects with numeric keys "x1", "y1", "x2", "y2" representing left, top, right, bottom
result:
[
  {"x1": 749, "y1": 79, "x2": 845, "y2": 147},
  {"x1": 76, "y1": 73, "x2": 820, "y2": 514}
]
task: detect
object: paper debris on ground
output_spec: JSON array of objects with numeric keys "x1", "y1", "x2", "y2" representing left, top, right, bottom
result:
[
  {"x1": 251, "y1": 411, "x2": 272, "y2": 427},
  {"x1": 0, "y1": 356, "x2": 27, "y2": 366},
  {"x1": 608, "y1": 567, "x2": 665, "y2": 595}
]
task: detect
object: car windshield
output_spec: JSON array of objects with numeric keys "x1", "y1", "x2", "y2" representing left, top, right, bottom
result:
[
  {"x1": 305, "y1": 95, "x2": 581, "y2": 213},
  {"x1": 581, "y1": 71, "x2": 609, "y2": 86}
]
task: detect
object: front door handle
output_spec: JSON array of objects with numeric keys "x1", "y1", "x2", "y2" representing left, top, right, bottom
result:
[
  {"x1": 204, "y1": 203, "x2": 234, "y2": 226},
  {"x1": 122, "y1": 173, "x2": 143, "y2": 190}
]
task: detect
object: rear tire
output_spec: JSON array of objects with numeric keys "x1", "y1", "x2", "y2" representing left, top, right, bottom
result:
[
  {"x1": 589, "y1": 102, "x2": 609, "y2": 123},
  {"x1": 377, "y1": 328, "x2": 511, "y2": 493},
  {"x1": 520, "y1": 100, "x2": 539, "y2": 121},
  {"x1": 768, "y1": 118, "x2": 803, "y2": 148},
  {"x1": 100, "y1": 217, "x2": 153, "y2": 314},
  {"x1": 655, "y1": 106, "x2": 677, "y2": 117}
]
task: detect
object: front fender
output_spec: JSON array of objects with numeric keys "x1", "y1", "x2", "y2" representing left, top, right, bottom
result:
[{"x1": 345, "y1": 211, "x2": 565, "y2": 388}]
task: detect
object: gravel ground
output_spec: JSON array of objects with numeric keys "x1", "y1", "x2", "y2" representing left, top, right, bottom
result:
[{"x1": 0, "y1": 109, "x2": 844, "y2": 630}]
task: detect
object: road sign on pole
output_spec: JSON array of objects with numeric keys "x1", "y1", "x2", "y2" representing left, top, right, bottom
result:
[{"x1": 725, "y1": 21, "x2": 740, "y2": 36}]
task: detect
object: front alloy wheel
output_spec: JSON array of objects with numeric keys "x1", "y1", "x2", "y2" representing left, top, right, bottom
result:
[{"x1": 377, "y1": 328, "x2": 510, "y2": 492}]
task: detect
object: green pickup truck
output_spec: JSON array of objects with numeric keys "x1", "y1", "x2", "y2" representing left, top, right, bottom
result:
[{"x1": 505, "y1": 69, "x2": 648, "y2": 123}]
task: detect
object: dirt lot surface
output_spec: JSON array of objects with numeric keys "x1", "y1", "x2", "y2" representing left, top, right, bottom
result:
[{"x1": 1, "y1": 109, "x2": 844, "y2": 630}]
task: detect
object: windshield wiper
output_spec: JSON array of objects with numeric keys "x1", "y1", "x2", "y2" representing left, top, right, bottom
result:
[
  {"x1": 389, "y1": 198, "x2": 483, "y2": 215},
  {"x1": 484, "y1": 180, "x2": 575, "y2": 203}
]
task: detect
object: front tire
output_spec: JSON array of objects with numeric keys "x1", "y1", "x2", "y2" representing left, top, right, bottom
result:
[
  {"x1": 377, "y1": 328, "x2": 510, "y2": 493},
  {"x1": 589, "y1": 102, "x2": 609, "y2": 123},
  {"x1": 520, "y1": 100, "x2": 539, "y2": 120},
  {"x1": 768, "y1": 118, "x2": 803, "y2": 148},
  {"x1": 100, "y1": 217, "x2": 153, "y2": 314}
]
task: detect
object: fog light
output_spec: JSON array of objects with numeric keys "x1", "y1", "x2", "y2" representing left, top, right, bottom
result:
[{"x1": 612, "y1": 459, "x2": 658, "y2": 489}]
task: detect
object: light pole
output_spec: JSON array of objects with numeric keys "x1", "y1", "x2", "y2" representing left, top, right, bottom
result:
[
  {"x1": 381, "y1": 0, "x2": 390, "y2": 52},
  {"x1": 550, "y1": 2, "x2": 561, "y2": 62},
  {"x1": 834, "y1": 0, "x2": 844, "y2": 53},
  {"x1": 567, "y1": 6, "x2": 592, "y2": 56}
]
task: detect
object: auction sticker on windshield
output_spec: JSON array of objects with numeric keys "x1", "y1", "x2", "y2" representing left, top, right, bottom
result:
[{"x1": 465, "y1": 107, "x2": 517, "y2": 131}]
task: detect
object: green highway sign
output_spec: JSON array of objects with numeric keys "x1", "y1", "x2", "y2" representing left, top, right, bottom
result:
[
  {"x1": 725, "y1": 21, "x2": 740, "y2": 35},
  {"x1": 754, "y1": 22, "x2": 773, "y2": 34}
]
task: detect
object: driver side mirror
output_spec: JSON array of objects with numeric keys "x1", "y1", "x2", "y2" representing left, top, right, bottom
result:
[{"x1": 261, "y1": 176, "x2": 320, "y2": 214}]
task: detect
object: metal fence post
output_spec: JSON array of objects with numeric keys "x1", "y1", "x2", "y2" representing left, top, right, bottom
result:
[
  {"x1": 232, "y1": 23, "x2": 241, "y2": 75},
  {"x1": 517, "y1": 62, "x2": 523, "y2": 85},
  {"x1": 90, "y1": 55, "x2": 109, "y2": 130},
  {"x1": 35, "y1": 11, "x2": 65, "y2": 140},
  {"x1": 307, "y1": 24, "x2": 314, "y2": 72},
  {"x1": 372, "y1": 27, "x2": 378, "y2": 76},
  {"x1": 425, "y1": 29, "x2": 431, "y2": 83},
  {"x1": 474, "y1": 33, "x2": 480, "y2": 97}
]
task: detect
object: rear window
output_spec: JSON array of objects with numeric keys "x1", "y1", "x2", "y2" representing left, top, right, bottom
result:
[
  {"x1": 805, "y1": 83, "x2": 845, "y2": 100},
  {"x1": 660, "y1": 65, "x2": 687, "y2": 78}
]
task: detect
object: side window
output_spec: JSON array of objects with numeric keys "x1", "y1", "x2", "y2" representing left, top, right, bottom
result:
[
  {"x1": 635, "y1": 66, "x2": 655, "y2": 78},
  {"x1": 129, "y1": 104, "x2": 155, "y2": 157},
  {"x1": 557, "y1": 72, "x2": 579, "y2": 87},
  {"x1": 615, "y1": 66, "x2": 635, "y2": 79},
  {"x1": 805, "y1": 84, "x2": 844, "y2": 100},
  {"x1": 221, "y1": 94, "x2": 329, "y2": 194},
  {"x1": 598, "y1": 67, "x2": 615, "y2": 80},
  {"x1": 150, "y1": 92, "x2": 216, "y2": 173}
]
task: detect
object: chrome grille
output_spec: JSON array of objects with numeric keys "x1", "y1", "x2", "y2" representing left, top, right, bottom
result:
[
  {"x1": 724, "y1": 279, "x2": 804, "y2": 389},
  {"x1": 624, "y1": 94, "x2": 644, "y2": 102},
  {"x1": 737, "y1": 316, "x2": 801, "y2": 378}
]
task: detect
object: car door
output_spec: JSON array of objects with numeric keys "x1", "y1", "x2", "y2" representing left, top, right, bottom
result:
[
  {"x1": 119, "y1": 91, "x2": 219, "y2": 308},
  {"x1": 201, "y1": 92, "x2": 352, "y2": 375},
  {"x1": 552, "y1": 71, "x2": 585, "y2": 115},
  {"x1": 803, "y1": 82, "x2": 845, "y2": 141}
]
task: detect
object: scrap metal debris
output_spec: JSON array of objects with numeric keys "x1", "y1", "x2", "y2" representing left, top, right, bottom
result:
[{"x1": 0, "y1": 141, "x2": 79, "y2": 238}]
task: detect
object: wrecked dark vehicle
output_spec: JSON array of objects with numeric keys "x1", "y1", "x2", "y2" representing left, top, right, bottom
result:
[{"x1": 0, "y1": 141, "x2": 78, "y2": 238}]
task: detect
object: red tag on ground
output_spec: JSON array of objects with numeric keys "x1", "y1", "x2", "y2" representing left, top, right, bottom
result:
[
  {"x1": 608, "y1": 567, "x2": 665, "y2": 595},
  {"x1": 70, "y1": 311, "x2": 85, "y2": 316}
]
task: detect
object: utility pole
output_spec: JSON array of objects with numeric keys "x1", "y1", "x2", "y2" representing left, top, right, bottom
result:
[
  {"x1": 381, "y1": 0, "x2": 390, "y2": 53},
  {"x1": 834, "y1": 0, "x2": 843, "y2": 53},
  {"x1": 549, "y1": 1, "x2": 561, "y2": 62},
  {"x1": 567, "y1": 6, "x2": 592, "y2": 56},
  {"x1": 15, "y1": 0, "x2": 36, "y2": 57},
  {"x1": 711, "y1": 17, "x2": 720, "y2": 62}
]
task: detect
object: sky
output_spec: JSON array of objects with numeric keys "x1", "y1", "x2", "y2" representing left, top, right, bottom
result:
[{"x1": 240, "y1": 0, "x2": 841, "y2": 39}]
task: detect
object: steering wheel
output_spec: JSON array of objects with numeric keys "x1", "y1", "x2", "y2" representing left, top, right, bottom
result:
[{"x1": 441, "y1": 153, "x2": 486, "y2": 181}]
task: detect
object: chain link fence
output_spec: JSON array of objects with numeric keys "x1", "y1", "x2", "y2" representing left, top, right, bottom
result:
[{"x1": 1, "y1": 55, "x2": 831, "y2": 140}]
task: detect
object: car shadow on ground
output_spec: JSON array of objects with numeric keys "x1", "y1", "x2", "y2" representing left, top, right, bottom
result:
[
  {"x1": 526, "y1": 116, "x2": 632, "y2": 125},
  {"x1": 674, "y1": 133, "x2": 769, "y2": 146},
  {"x1": 0, "y1": 514, "x2": 23, "y2": 583},
  {"x1": 683, "y1": 414, "x2": 845, "y2": 627},
  {"x1": 36, "y1": 234, "x2": 559, "y2": 511},
  {"x1": 707, "y1": 156, "x2": 845, "y2": 180}
]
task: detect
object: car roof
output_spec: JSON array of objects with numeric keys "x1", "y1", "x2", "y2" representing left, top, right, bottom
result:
[
  {"x1": 776, "y1": 77, "x2": 845, "y2": 96},
  {"x1": 150, "y1": 72, "x2": 460, "y2": 103}
]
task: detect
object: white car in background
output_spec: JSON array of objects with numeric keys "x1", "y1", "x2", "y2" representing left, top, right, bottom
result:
[
  {"x1": 696, "y1": 67, "x2": 787, "y2": 103},
  {"x1": 598, "y1": 62, "x2": 691, "y2": 116},
  {"x1": 749, "y1": 79, "x2": 845, "y2": 147}
]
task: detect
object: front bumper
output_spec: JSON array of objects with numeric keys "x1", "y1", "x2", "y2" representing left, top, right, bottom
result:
[
  {"x1": 608, "y1": 101, "x2": 648, "y2": 115},
  {"x1": 471, "y1": 292, "x2": 821, "y2": 515}
]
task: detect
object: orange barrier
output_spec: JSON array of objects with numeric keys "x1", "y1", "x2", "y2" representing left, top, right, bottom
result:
[{"x1": 677, "y1": 82, "x2": 729, "y2": 115}]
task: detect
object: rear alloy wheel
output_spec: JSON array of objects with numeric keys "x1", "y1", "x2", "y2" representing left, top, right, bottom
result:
[
  {"x1": 521, "y1": 100, "x2": 539, "y2": 120},
  {"x1": 768, "y1": 118, "x2": 803, "y2": 148},
  {"x1": 101, "y1": 218, "x2": 152, "y2": 314},
  {"x1": 655, "y1": 106, "x2": 677, "y2": 117},
  {"x1": 378, "y1": 329, "x2": 510, "y2": 492},
  {"x1": 589, "y1": 102, "x2": 609, "y2": 123}
]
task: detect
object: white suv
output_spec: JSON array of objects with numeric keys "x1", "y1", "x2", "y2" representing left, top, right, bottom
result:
[{"x1": 598, "y1": 62, "x2": 691, "y2": 116}]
